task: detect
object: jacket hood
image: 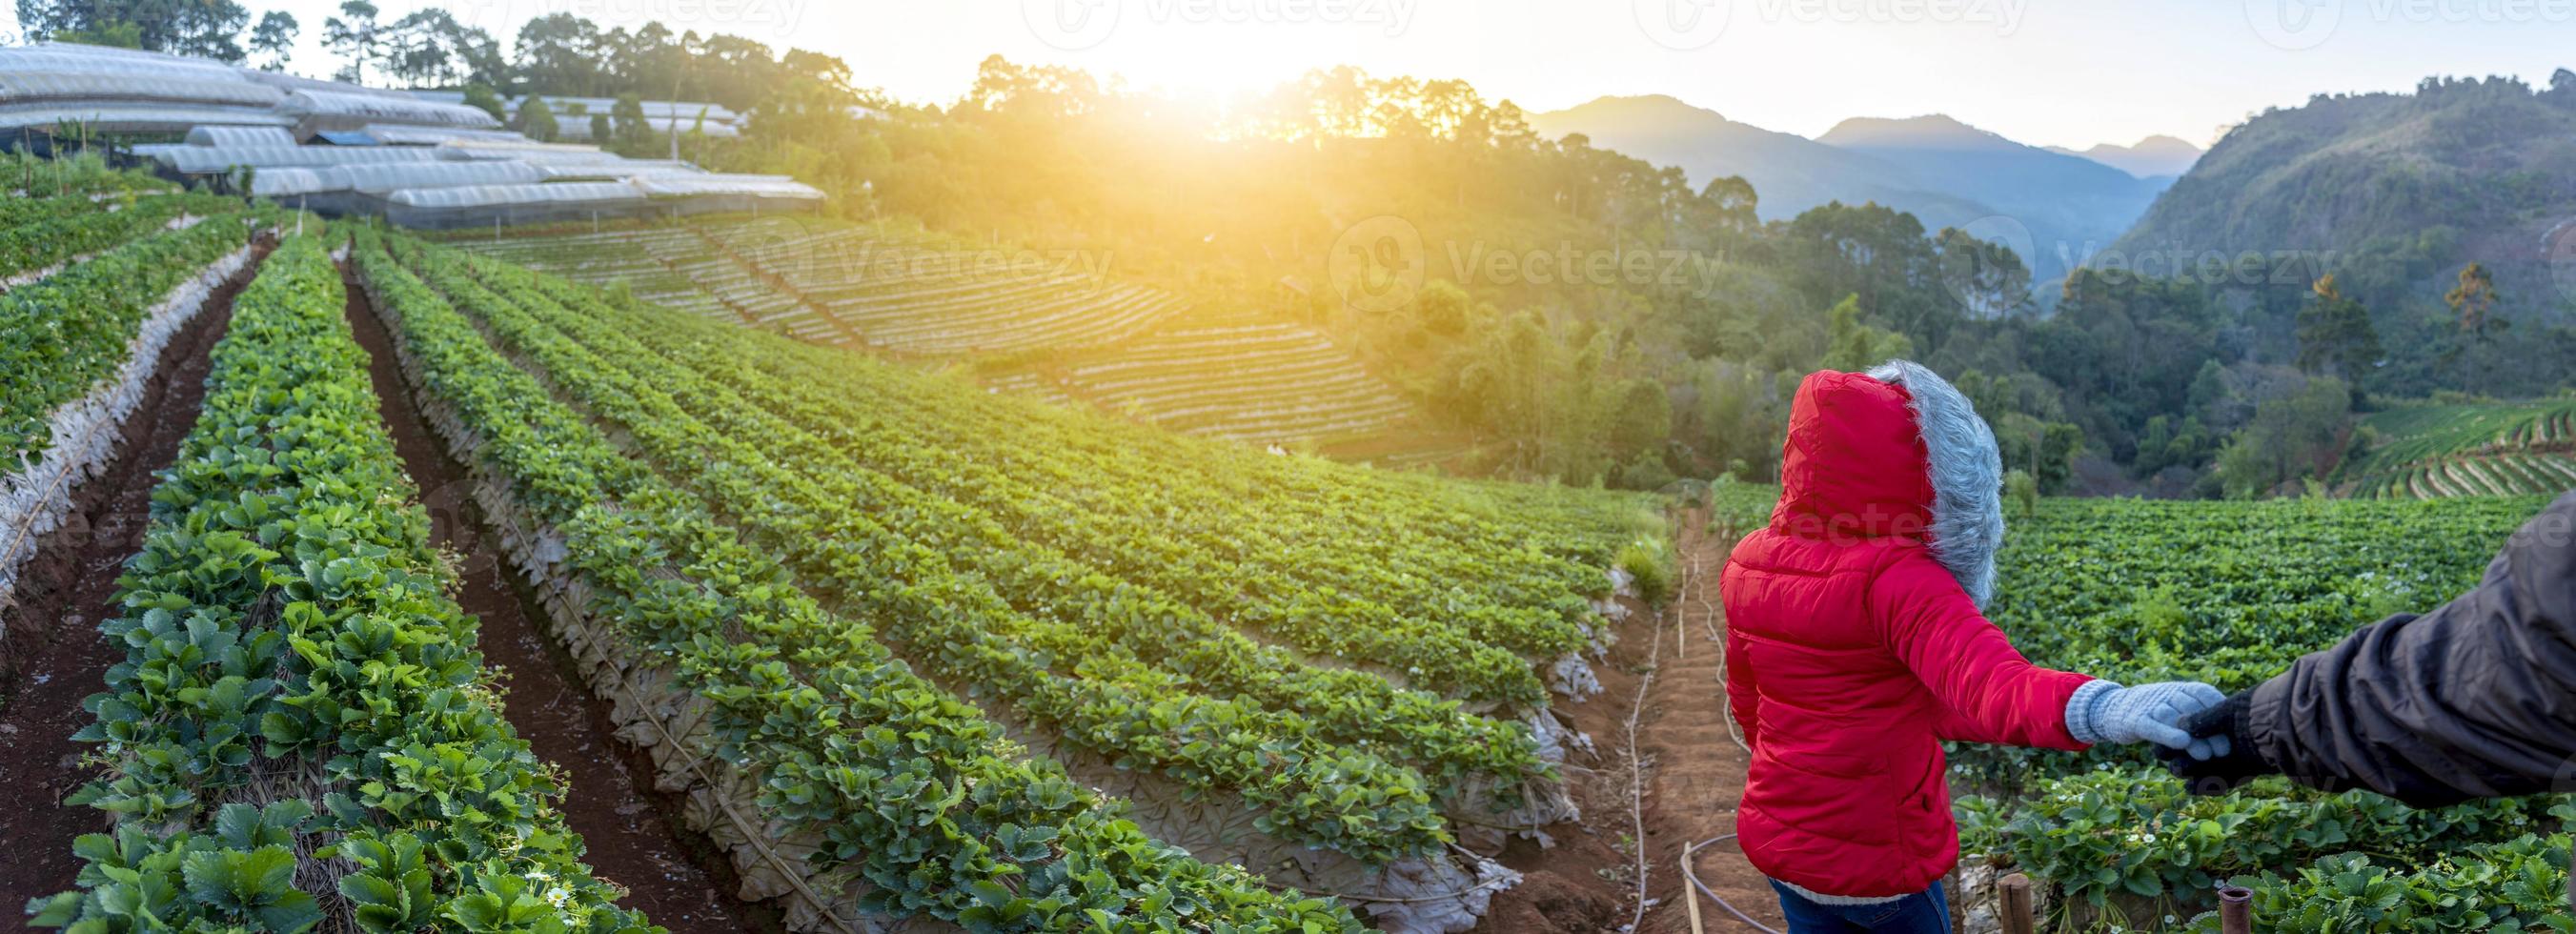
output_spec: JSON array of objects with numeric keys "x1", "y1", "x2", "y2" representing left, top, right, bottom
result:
[{"x1": 1770, "y1": 361, "x2": 2004, "y2": 606}]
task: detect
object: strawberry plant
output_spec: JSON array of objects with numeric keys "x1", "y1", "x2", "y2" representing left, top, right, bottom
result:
[
  {"x1": 30, "y1": 235, "x2": 656, "y2": 934},
  {"x1": 349, "y1": 230, "x2": 1367, "y2": 930}
]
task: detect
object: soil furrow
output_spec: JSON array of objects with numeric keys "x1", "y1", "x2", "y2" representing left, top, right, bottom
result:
[
  {"x1": 338, "y1": 259, "x2": 770, "y2": 934},
  {"x1": 0, "y1": 240, "x2": 270, "y2": 911},
  {"x1": 1477, "y1": 507, "x2": 1783, "y2": 933}
]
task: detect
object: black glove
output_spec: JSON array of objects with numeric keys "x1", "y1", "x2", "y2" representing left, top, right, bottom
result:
[{"x1": 2160, "y1": 690, "x2": 2276, "y2": 795}]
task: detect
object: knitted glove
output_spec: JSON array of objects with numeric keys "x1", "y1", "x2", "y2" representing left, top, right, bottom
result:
[
  {"x1": 2063, "y1": 680, "x2": 2226, "y2": 748},
  {"x1": 2160, "y1": 690, "x2": 2279, "y2": 795}
]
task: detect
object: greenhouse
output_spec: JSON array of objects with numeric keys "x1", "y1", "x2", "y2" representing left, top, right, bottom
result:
[
  {"x1": 0, "y1": 40, "x2": 822, "y2": 228},
  {"x1": 381, "y1": 181, "x2": 649, "y2": 229},
  {"x1": 183, "y1": 125, "x2": 298, "y2": 148},
  {"x1": 279, "y1": 90, "x2": 499, "y2": 137}
]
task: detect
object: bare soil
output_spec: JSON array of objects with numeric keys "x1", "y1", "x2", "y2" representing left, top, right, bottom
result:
[
  {"x1": 1479, "y1": 508, "x2": 1786, "y2": 934},
  {"x1": 339, "y1": 261, "x2": 771, "y2": 933},
  {"x1": 0, "y1": 242, "x2": 268, "y2": 912}
]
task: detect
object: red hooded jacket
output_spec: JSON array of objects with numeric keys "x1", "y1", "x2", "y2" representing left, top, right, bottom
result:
[{"x1": 1720, "y1": 366, "x2": 2095, "y2": 898}]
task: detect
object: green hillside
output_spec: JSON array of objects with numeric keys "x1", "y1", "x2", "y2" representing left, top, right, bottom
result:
[{"x1": 2113, "y1": 75, "x2": 2576, "y2": 332}]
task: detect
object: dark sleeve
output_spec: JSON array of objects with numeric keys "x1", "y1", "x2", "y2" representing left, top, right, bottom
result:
[{"x1": 2245, "y1": 492, "x2": 2576, "y2": 807}]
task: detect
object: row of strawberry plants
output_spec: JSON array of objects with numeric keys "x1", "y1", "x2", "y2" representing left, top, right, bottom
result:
[
  {"x1": 498, "y1": 257, "x2": 1577, "y2": 701},
  {"x1": 436, "y1": 248, "x2": 1552, "y2": 789},
  {"x1": 30, "y1": 235, "x2": 656, "y2": 933},
  {"x1": 0, "y1": 191, "x2": 233, "y2": 283},
  {"x1": 1934, "y1": 495, "x2": 2566, "y2": 924},
  {"x1": 1, "y1": 204, "x2": 274, "y2": 466},
  {"x1": 0, "y1": 189, "x2": 118, "y2": 231},
  {"x1": 373, "y1": 234, "x2": 1459, "y2": 864},
  {"x1": 1957, "y1": 770, "x2": 2563, "y2": 914},
  {"x1": 347, "y1": 229, "x2": 1369, "y2": 929},
  {"x1": 577, "y1": 274, "x2": 1617, "y2": 663},
  {"x1": 568, "y1": 272, "x2": 1629, "y2": 641},
  {"x1": 4, "y1": 152, "x2": 176, "y2": 200},
  {"x1": 2182, "y1": 835, "x2": 2572, "y2": 932}
]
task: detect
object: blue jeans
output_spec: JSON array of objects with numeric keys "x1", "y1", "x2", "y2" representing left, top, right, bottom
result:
[{"x1": 1768, "y1": 880, "x2": 1950, "y2": 934}]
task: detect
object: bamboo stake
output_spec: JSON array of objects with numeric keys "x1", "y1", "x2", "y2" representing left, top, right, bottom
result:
[{"x1": 1998, "y1": 873, "x2": 2035, "y2": 934}]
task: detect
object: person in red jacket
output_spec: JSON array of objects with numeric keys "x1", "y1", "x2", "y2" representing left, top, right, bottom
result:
[{"x1": 1720, "y1": 361, "x2": 2224, "y2": 932}]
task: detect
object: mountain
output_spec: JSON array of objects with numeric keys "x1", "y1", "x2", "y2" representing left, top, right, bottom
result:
[
  {"x1": 1529, "y1": 97, "x2": 2169, "y2": 291},
  {"x1": 2045, "y1": 135, "x2": 2204, "y2": 179},
  {"x1": 1817, "y1": 114, "x2": 2172, "y2": 280},
  {"x1": 2110, "y1": 76, "x2": 2576, "y2": 323},
  {"x1": 1524, "y1": 95, "x2": 1936, "y2": 225}
]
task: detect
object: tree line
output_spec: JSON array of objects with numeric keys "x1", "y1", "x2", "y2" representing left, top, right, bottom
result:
[{"x1": 13, "y1": 0, "x2": 857, "y2": 114}]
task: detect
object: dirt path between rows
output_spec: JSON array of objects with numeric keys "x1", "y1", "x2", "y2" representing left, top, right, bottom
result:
[
  {"x1": 0, "y1": 241, "x2": 269, "y2": 912},
  {"x1": 340, "y1": 261, "x2": 769, "y2": 933},
  {"x1": 1479, "y1": 506, "x2": 1786, "y2": 934}
]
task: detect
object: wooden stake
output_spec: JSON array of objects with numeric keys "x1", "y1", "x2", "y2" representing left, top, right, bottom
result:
[
  {"x1": 1678, "y1": 842, "x2": 1706, "y2": 934},
  {"x1": 1998, "y1": 873, "x2": 2035, "y2": 934},
  {"x1": 2219, "y1": 884, "x2": 2253, "y2": 934}
]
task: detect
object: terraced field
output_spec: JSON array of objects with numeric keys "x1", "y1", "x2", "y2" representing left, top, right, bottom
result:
[
  {"x1": 2340, "y1": 399, "x2": 2576, "y2": 498},
  {"x1": 447, "y1": 217, "x2": 1433, "y2": 455}
]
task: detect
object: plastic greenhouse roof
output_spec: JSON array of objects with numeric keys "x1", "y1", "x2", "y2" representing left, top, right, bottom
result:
[
  {"x1": 152, "y1": 144, "x2": 444, "y2": 173},
  {"x1": 358, "y1": 124, "x2": 530, "y2": 146},
  {"x1": 330, "y1": 160, "x2": 548, "y2": 193},
  {"x1": 417, "y1": 90, "x2": 742, "y2": 123},
  {"x1": 281, "y1": 90, "x2": 500, "y2": 128},
  {"x1": 382, "y1": 181, "x2": 645, "y2": 209},
  {"x1": 436, "y1": 146, "x2": 665, "y2": 168},
  {"x1": 0, "y1": 44, "x2": 245, "y2": 83},
  {"x1": 184, "y1": 125, "x2": 297, "y2": 147},
  {"x1": 633, "y1": 173, "x2": 822, "y2": 199},
  {"x1": 0, "y1": 71, "x2": 283, "y2": 109},
  {"x1": 238, "y1": 70, "x2": 418, "y2": 99},
  {"x1": 249, "y1": 168, "x2": 331, "y2": 197},
  {"x1": 0, "y1": 103, "x2": 293, "y2": 132},
  {"x1": 531, "y1": 162, "x2": 706, "y2": 181}
]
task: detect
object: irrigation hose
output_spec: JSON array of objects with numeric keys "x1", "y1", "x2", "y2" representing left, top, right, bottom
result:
[
  {"x1": 1682, "y1": 834, "x2": 1784, "y2": 934},
  {"x1": 1684, "y1": 514, "x2": 1775, "y2": 932}
]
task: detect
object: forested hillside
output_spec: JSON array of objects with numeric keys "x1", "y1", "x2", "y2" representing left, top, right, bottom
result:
[
  {"x1": 692, "y1": 56, "x2": 2576, "y2": 497},
  {"x1": 2113, "y1": 73, "x2": 2576, "y2": 398}
]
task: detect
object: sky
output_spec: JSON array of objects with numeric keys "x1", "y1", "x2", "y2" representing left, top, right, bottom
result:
[{"x1": 10, "y1": 0, "x2": 2575, "y2": 150}]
